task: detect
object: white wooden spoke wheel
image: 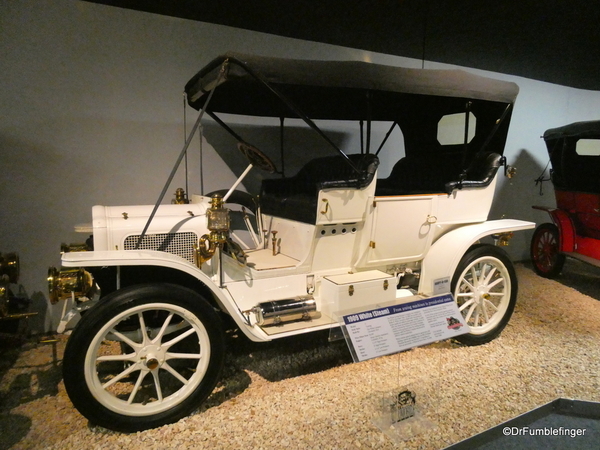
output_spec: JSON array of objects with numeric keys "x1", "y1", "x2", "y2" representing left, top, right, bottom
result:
[
  {"x1": 63, "y1": 284, "x2": 225, "y2": 432},
  {"x1": 452, "y1": 245, "x2": 518, "y2": 345}
]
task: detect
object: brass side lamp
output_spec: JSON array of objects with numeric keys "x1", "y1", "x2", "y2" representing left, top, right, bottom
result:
[{"x1": 195, "y1": 194, "x2": 231, "y2": 266}]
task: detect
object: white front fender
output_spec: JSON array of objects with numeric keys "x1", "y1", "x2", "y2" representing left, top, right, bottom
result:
[
  {"x1": 62, "y1": 249, "x2": 201, "y2": 271},
  {"x1": 61, "y1": 250, "x2": 271, "y2": 342},
  {"x1": 419, "y1": 219, "x2": 535, "y2": 296},
  {"x1": 62, "y1": 249, "x2": 215, "y2": 288}
]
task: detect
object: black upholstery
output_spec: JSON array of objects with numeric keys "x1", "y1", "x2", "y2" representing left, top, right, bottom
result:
[
  {"x1": 444, "y1": 152, "x2": 502, "y2": 193},
  {"x1": 260, "y1": 153, "x2": 379, "y2": 223},
  {"x1": 375, "y1": 154, "x2": 462, "y2": 195},
  {"x1": 375, "y1": 152, "x2": 502, "y2": 196}
]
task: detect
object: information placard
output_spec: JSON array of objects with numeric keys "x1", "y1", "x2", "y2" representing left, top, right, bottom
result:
[{"x1": 341, "y1": 294, "x2": 470, "y2": 362}]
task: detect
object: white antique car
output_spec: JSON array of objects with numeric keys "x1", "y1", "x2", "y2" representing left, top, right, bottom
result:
[{"x1": 48, "y1": 53, "x2": 534, "y2": 431}]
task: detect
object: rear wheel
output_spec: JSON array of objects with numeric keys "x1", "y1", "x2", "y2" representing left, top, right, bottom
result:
[
  {"x1": 63, "y1": 284, "x2": 225, "y2": 432},
  {"x1": 451, "y1": 245, "x2": 517, "y2": 345},
  {"x1": 530, "y1": 223, "x2": 565, "y2": 278}
]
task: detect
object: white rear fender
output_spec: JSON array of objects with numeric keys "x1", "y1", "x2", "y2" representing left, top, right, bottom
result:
[
  {"x1": 60, "y1": 250, "x2": 271, "y2": 342},
  {"x1": 419, "y1": 219, "x2": 535, "y2": 296}
]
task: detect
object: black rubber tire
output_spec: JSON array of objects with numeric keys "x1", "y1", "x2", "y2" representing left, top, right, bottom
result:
[
  {"x1": 63, "y1": 283, "x2": 225, "y2": 432},
  {"x1": 530, "y1": 223, "x2": 566, "y2": 279},
  {"x1": 451, "y1": 244, "x2": 518, "y2": 346}
]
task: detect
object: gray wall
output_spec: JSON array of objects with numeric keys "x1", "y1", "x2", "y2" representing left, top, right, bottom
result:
[{"x1": 2, "y1": 0, "x2": 599, "y2": 333}]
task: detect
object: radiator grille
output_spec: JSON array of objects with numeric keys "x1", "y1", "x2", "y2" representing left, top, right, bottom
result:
[{"x1": 124, "y1": 232, "x2": 198, "y2": 263}]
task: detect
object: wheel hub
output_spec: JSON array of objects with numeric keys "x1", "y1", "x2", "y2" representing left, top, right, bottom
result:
[
  {"x1": 474, "y1": 286, "x2": 490, "y2": 305},
  {"x1": 145, "y1": 357, "x2": 160, "y2": 370},
  {"x1": 138, "y1": 344, "x2": 165, "y2": 370}
]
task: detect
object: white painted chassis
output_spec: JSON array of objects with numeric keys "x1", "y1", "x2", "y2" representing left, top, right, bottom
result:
[{"x1": 61, "y1": 173, "x2": 534, "y2": 342}]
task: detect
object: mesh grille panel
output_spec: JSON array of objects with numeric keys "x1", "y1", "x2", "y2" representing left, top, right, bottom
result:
[{"x1": 124, "y1": 232, "x2": 198, "y2": 263}]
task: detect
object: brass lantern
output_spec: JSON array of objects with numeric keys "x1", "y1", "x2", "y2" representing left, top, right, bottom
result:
[
  {"x1": 47, "y1": 267, "x2": 94, "y2": 304},
  {"x1": 195, "y1": 194, "x2": 231, "y2": 266}
]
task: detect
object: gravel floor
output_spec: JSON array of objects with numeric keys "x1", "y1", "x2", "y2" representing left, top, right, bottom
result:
[{"x1": 1, "y1": 263, "x2": 600, "y2": 450}]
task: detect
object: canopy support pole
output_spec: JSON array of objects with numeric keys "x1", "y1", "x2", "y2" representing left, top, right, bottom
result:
[{"x1": 134, "y1": 61, "x2": 227, "y2": 250}]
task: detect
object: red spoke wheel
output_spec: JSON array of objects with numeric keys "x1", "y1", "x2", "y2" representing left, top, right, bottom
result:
[{"x1": 530, "y1": 223, "x2": 565, "y2": 278}]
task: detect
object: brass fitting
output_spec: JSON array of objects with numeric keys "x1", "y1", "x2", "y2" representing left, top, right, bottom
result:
[
  {"x1": 195, "y1": 231, "x2": 229, "y2": 265},
  {"x1": 173, "y1": 187, "x2": 189, "y2": 204},
  {"x1": 271, "y1": 230, "x2": 278, "y2": 256},
  {"x1": 195, "y1": 194, "x2": 231, "y2": 266},
  {"x1": 493, "y1": 232, "x2": 514, "y2": 246},
  {"x1": 47, "y1": 267, "x2": 94, "y2": 304}
]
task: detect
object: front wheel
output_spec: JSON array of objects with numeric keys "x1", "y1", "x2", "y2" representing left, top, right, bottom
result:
[
  {"x1": 451, "y1": 245, "x2": 518, "y2": 346},
  {"x1": 530, "y1": 223, "x2": 565, "y2": 278},
  {"x1": 62, "y1": 284, "x2": 225, "y2": 432}
]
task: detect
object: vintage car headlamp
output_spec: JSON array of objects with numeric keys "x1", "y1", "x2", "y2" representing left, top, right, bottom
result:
[
  {"x1": 0, "y1": 252, "x2": 19, "y2": 284},
  {"x1": 47, "y1": 267, "x2": 94, "y2": 304},
  {"x1": 195, "y1": 194, "x2": 232, "y2": 266},
  {"x1": 206, "y1": 194, "x2": 230, "y2": 232}
]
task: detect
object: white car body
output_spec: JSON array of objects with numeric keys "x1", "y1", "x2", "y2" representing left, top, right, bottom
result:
[
  {"x1": 51, "y1": 53, "x2": 534, "y2": 432},
  {"x1": 61, "y1": 179, "x2": 532, "y2": 342}
]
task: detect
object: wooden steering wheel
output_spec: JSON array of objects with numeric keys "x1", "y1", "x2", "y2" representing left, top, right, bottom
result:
[{"x1": 237, "y1": 142, "x2": 276, "y2": 173}]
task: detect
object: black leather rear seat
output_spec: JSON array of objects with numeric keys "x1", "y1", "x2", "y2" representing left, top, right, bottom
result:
[
  {"x1": 260, "y1": 153, "x2": 379, "y2": 224},
  {"x1": 376, "y1": 152, "x2": 501, "y2": 196},
  {"x1": 376, "y1": 154, "x2": 461, "y2": 195}
]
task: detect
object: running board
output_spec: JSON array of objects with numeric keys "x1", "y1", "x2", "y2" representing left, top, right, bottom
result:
[
  {"x1": 260, "y1": 315, "x2": 336, "y2": 336},
  {"x1": 563, "y1": 252, "x2": 600, "y2": 268}
]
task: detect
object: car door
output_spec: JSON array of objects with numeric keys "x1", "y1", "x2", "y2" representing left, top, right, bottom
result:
[{"x1": 360, "y1": 195, "x2": 438, "y2": 266}]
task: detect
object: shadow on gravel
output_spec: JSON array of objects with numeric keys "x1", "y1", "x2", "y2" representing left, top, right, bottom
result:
[
  {"x1": 198, "y1": 327, "x2": 353, "y2": 411},
  {"x1": 225, "y1": 328, "x2": 353, "y2": 382},
  {"x1": 0, "y1": 336, "x2": 63, "y2": 411},
  {"x1": 523, "y1": 259, "x2": 600, "y2": 302},
  {"x1": 0, "y1": 412, "x2": 32, "y2": 450},
  {"x1": 0, "y1": 334, "x2": 25, "y2": 384},
  {"x1": 0, "y1": 335, "x2": 63, "y2": 449}
]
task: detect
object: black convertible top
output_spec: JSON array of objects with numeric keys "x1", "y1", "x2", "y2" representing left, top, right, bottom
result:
[
  {"x1": 184, "y1": 53, "x2": 519, "y2": 119},
  {"x1": 543, "y1": 120, "x2": 600, "y2": 141},
  {"x1": 543, "y1": 120, "x2": 600, "y2": 194},
  {"x1": 180, "y1": 52, "x2": 521, "y2": 195}
]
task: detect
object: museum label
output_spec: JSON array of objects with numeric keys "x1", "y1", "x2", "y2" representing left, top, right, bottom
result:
[{"x1": 342, "y1": 294, "x2": 470, "y2": 362}]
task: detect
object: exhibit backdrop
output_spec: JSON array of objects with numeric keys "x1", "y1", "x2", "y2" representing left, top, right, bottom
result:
[{"x1": 2, "y1": 0, "x2": 599, "y2": 332}]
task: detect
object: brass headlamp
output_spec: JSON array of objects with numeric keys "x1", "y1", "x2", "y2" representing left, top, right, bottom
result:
[
  {"x1": 47, "y1": 267, "x2": 94, "y2": 304},
  {"x1": 195, "y1": 194, "x2": 231, "y2": 266}
]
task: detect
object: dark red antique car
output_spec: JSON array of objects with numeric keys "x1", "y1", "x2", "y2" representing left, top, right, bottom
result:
[{"x1": 531, "y1": 120, "x2": 600, "y2": 277}]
